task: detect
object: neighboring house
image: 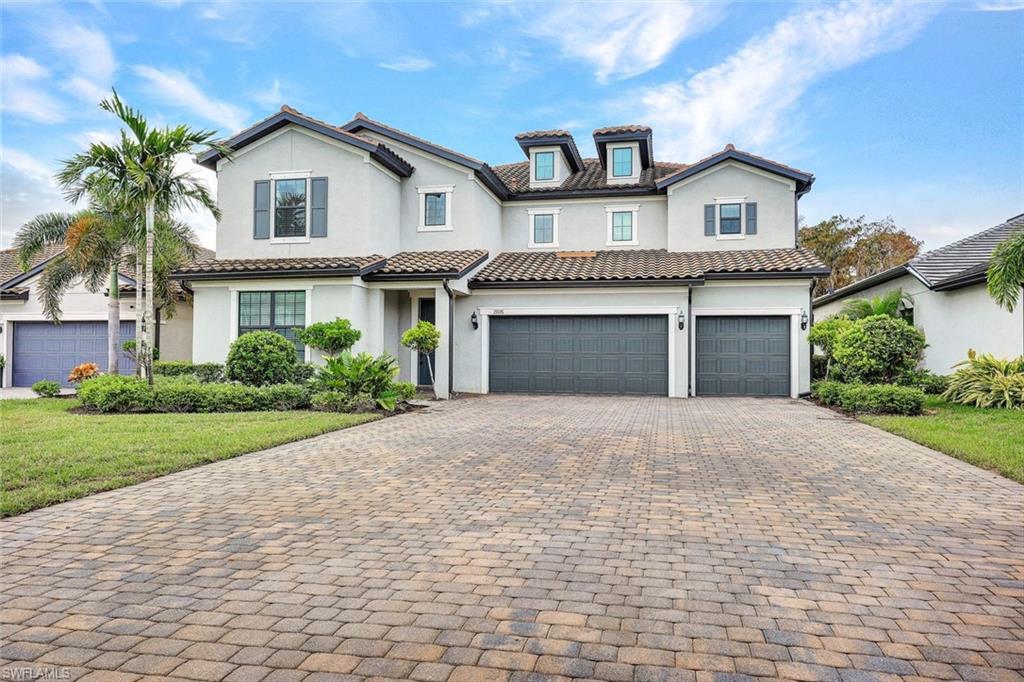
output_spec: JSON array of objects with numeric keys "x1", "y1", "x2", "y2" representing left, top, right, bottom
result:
[
  {"x1": 814, "y1": 214, "x2": 1024, "y2": 374},
  {"x1": 0, "y1": 246, "x2": 203, "y2": 387},
  {"x1": 173, "y1": 106, "x2": 830, "y2": 399}
]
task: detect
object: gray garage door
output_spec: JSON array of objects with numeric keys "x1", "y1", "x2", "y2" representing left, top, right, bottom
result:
[
  {"x1": 489, "y1": 315, "x2": 668, "y2": 395},
  {"x1": 696, "y1": 316, "x2": 790, "y2": 396},
  {"x1": 12, "y1": 321, "x2": 136, "y2": 387}
]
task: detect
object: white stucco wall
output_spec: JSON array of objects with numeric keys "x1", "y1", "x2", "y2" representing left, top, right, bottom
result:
[
  {"x1": 815, "y1": 274, "x2": 1024, "y2": 373},
  {"x1": 666, "y1": 161, "x2": 798, "y2": 252},
  {"x1": 501, "y1": 197, "x2": 668, "y2": 251},
  {"x1": 159, "y1": 303, "x2": 193, "y2": 362}
]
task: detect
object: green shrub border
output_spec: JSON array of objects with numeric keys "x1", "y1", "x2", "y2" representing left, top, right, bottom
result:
[{"x1": 812, "y1": 381, "x2": 924, "y2": 415}]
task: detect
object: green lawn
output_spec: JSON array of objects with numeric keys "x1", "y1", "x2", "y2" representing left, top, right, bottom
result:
[
  {"x1": 860, "y1": 397, "x2": 1024, "y2": 483},
  {"x1": 1, "y1": 398, "x2": 379, "y2": 517}
]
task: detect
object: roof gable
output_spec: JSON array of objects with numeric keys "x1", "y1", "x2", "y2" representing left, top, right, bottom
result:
[{"x1": 655, "y1": 145, "x2": 814, "y2": 196}]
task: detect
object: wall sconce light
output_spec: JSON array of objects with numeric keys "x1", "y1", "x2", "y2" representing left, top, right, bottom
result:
[
  {"x1": 800, "y1": 310, "x2": 809, "y2": 330},
  {"x1": 677, "y1": 316, "x2": 685, "y2": 331},
  {"x1": 470, "y1": 311, "x2": 479, "y2": 330}
]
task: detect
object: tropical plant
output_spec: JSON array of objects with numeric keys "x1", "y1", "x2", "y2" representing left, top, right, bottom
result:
[
  {"x1": 401, "y1": 320, "x2": 441, "y2": 392},
  {"x1": 987, "y1": 230, "x2": 1024, "y2": 312},
  {"x1": 31, "y1": 380, "x2": 61, "y2": 398},
  {"x1": 295, "y1": 318, "x2": 361, "y2": 358},
  {"x1": 840, "y1": 289, "x2": 910, "y2": 320},
  {"x1": 317, "y1": 351, "x2": 399, "y2": 409},
  {"x1": 67, "y1": 363, "x2": 100, "y2": 384},
  {"x1": 832, "y1": 315, "x2": 926, "y2": 384},
  {"x1": 56, "y1": 90, "x2": 230, "y2": 384},
  {"x1": 942, "y1": 349, "x2": 1024, "y2": 409},
  {"x1": 807, "y1": 316, "x2": 853, "y2": 380},
  {"x1": 224, "y1": 331, "x2": 297, "y2": 386}
]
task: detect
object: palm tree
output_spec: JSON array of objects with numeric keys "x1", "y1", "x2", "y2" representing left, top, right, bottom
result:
[
  {"x1": 987, "y1": 231, "x2": 1024, "y2": 312},
  {"x1": 840, "y1": 289, "x2": 909, "y2": 320},
  {"x1": 56, "y1": 90, "x2": 230, "y2": 383}
]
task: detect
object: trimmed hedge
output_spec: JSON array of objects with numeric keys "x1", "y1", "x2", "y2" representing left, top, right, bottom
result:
[
  {"x1": 153, "y1": 361, "x2": 225, "y2": 383},
  {"x1": 813, "y1": 381, "x2": 924, "y2": 415},
  {"x1": 78, "y1": 374, "x2": 310, "y2": 413}
]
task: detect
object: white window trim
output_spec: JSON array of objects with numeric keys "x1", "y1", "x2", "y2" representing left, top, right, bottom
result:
[
  {"x1": 527, "y1": 207, "x2": 561, "y2": 248},
  {"x1": 714, "y1": 195, "x2": 747, "y2": 241},
  {"x1": 417, "y1": 184, "x2": 454, "y2": 232},
  {"x1": 229, "y1": 285, "x2": 313, "y2": 363},
  {"x1": 605, "y1": 204, "x2": 640, "y2": 246},
  {"x1": 269, "y1": 171, "x2": 314, "y2": 244},
  {"x1": 528, "y1": 146, "x2": 563, "y2": 188},
  {"x1": 606, "y1": 142, "x2": 640, "y2": 184}
]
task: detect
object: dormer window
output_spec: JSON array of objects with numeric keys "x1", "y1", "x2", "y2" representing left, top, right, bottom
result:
[
  {"x1": 612, "y1": 148, "x2": 633, "y2": 178},
  {"x1": 534, "y1": 152, "x2": 555, "y2": 181}
]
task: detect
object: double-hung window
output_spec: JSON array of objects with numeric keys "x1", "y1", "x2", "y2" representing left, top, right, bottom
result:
[
  {"x1": 719, "y1": 203, "x2": 742, "y2": 235},
  {"x1": 533, "y1": 214, "x2": 554, "y2": 244},
  {"x1": 611, "y1": 148, "x2": 633, "y2": 177},
  {"x1": 612, "y1": 211, "x2": 633, "y2": 242},
  {"x1": 254, "y1": 175, "x2": 327, "y2": 241},
  {"x1": 534, "y1": 151, "x2": 555, "y2": 181},
  {"x1": 424, "y1": 193, "x2": 446, "y2": 226},
  {"x1": 238, "y1": 291, "x2": 306, "y2": 360},
  {"x1": 274, "y1": 179, "x2": 307, "y2": 238}
]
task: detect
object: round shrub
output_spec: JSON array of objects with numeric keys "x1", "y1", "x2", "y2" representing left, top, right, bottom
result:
[
  {"x1": 832, "y1": 315, "x2": 925, "y2": 384},
  {"x1": 31, "y1": 379, "x2": 61, "y2": 397},
  {"x1": 225, "y1": 331, "x2": 297, "y2": 386},
  {"x1": 295, "y1": 318, "x2": 361, "y2": 358},
  {"x1": 78, "y1": 375, "x2": 152, "y2": 412}
]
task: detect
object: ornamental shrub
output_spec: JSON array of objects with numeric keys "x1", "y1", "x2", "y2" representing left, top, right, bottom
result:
[
  {"x1": 400, "y1": 321, "x2": 440, "y2": 385},
  {"x1": 942, "y1": 350, "x2": 1024, "y2": 409},
  {"x1": 78, "y1": 374, "x2": 310, "y2": 413},
  {"x1": 899, "y1": 368, "x2": 949, "y2": 395},
  {"x1": 310, "y1": 390, "x2": 376, "y2": 413},
  {"x1": 807, "y1": 316, "x2": 854, "y2": 380},
  {"x1": 812, "y1": 380, "x2": 923, "y2": 415},
  {"x1": 67, "y1": 362, "x2": 100, "y2": 384},
  {"x1": 153, "y1": 361, "x2": 225, "y2": 383},
  {"x1": 78, "y1": 375, "x2": 151, "y2": 411},
  {"x1": 317, "y1": 352, "x2": 398, "y2": 399},
  {"x1": 295, "y1": 318, "x2": 361, "y2": 358},
  {"x1": 811, "y1": 380, "x2": 845, "y2": 406},
  {"x1": 832, "y1": 315, "x2": 925, "y2": 384},
  {"x1": 291, "y1": 362, "x2": 317, "y2": 384},
  {"x1": 392, "y1": 381, "x2": 417, "y2": 401},
  {"x1": 225, "y1": 331, "x2": 297, "y2": 386},
  {"x1": 31, "y1": 380, "x2": 61, "y2": 398}
]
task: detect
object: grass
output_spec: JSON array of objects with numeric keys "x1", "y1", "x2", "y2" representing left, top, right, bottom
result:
[
  {"x1": 860, "y1": 396, "x2": 1024, "y2": 483},
  {"x1": 0, "y1": 398, "x2": 379, "y2": 517}
]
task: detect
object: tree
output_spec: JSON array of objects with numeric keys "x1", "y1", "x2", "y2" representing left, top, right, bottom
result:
[
  {"x1": 401, "y1": 320, "x2": 440, "y2": 395},
  {"x1": 56, "y1": 90, "x2": 230, "y2": 384},
  {"x1": 799, "y1": 215, "x2": 921, "y2": 297},
  {"x1": 295, "y1": 319, "x2": 362, "y2": 358},
  {"x1": 987, "y1": 231, "x2": 1024, "y2": 312},
  {"x1": 840, "y1": 289, "x2": 909, "y2": 320}
]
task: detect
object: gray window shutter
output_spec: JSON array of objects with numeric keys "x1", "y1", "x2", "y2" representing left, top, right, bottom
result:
[
  {"x1": 745, "y1": 202, "x2": 757, "y2": 234},
  {"x1": 253, "y1": 180, "x2": 270, "y2": 239},
  {"x1": 704, "y1": 204, "x2": 715, "y2": 236},
  {"x1": 310, "y1": 177, "x2": 328, "y2": 238}
]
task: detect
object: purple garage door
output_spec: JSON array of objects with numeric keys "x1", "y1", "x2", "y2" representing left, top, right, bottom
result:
[{"x1": 11, "y1": 321, "x2": 136, "y2": 387}]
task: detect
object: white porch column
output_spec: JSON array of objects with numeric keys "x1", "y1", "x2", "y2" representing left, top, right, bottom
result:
[{"x1": 433, "y1": 285, "x2": 451, "y2": 399}]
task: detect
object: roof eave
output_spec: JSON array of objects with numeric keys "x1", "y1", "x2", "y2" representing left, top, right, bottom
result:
[
  {"x1": 171, "y1": 260, "x2": 385, "y2": 282},
  {"x1": 506, "y1": 186, "x2": 662, "y2": 201},
  {"x1": 593, "y1": 130, "x2": 654, "y2": 169},
  {"x1": 365, "y1": 252, "x2": 489, "y2": 281},
  {"x1": 469, "y1": 277, "x2": 704, "y2": 289},
  {"x1": 812, "y1": 264, "x2": 910, "y2": 307},
  {"x1": 704, "y1": 269, "x2": 830, "y2": 281},
  {"x1": 515, "y1": 135, "x2": 585, "y2": 174},
  {"x1": 655, "y1": 149, "x2": 814, "y2": 194},
  {"x1": 931, "y1": 268, "x2": 988, "y2": 292},
  {"x1": 0, "y1": 290, "x2": 28, "y2": 301}
]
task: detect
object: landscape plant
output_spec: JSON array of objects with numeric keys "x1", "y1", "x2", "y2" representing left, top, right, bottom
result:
[
  {"x1": 942, "y1": 350, "x2": 1024, "y2": 409},
  {"x1": 77, "y1": 374, "x2": 311, "y2": 413},
  {"x1": 31, "y1": 380, "x2": 61, "y2": 398},
  {"x1": 295, "y1": 318, "x2": 361, "y2": 358},
  {"x1": 832, "y1": 315, "x2": 926, "y2": 384},
  {"x1": 807, "y1": 316, "x2": 853, "y2": 380},
  {"x1": 224, "y1": 331, "x2": 297, "y2": 386},
  {"x1": 401, "y1": 320, "x2": 440, "y2": 391},
  {"x1": 67, "y1": 363, "x2": 100, "y2": 384},
  {"x1": 987, "y1": 230, "x2": 1024, "y2": 312},
  {"x1": 812, "y1": 380, "x2": 925, "y2": 415},
  {"x1": 153, "y1": 360, "x2": 225, "y2": 382},
  {"x1": 316, "y1": 352, "x2": 400, "y2": 409},
  {"x1": 840, "y1": 289, "x2": 909, "y2": 320}
]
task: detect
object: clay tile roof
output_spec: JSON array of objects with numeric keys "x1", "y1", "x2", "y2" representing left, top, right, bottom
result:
[
  {"x1": 370, "y1": 250, "x2": 488, "y2": 278},
  {"x1": 515, "y1": 130, "x2": 573, "y2": 140},
  {"x1": 174, "y1": 255, "x2": 386, "y2": 279},
  {"x1": 491, "y1": 158, "x2": 687, "y2": 195},
  {"x1": 593, "y1": 124, "x2": 652, "y2": 136},
  {"x1": 0, "y1": 244, "x2": 66, "y2": 288},
  {"x1": 471, "y1": 248, "x2": 827, "y2": 285}
]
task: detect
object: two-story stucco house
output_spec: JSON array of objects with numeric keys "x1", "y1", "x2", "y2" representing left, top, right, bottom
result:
[{"x1": 173, "y1": 106, "x2": 829, "y2": 399}]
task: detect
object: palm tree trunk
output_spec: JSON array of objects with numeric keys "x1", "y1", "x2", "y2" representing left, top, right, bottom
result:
[
  {"x1": 108, "y1": 264, "x2": 120, "y2": 375},
  {"x1": 135, "y1": 253, "x2": 143, "y2": 377},
  {"x1": 144, "y1": 198, "x2": 156, "y2": 385}
]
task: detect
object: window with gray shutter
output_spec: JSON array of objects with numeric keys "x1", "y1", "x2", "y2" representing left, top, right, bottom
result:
[
  {"x1": 254, "y1": 180, "x2": 270, "y2": 239},
  {"x1": 310, "y1": 177, "x2": 328, "y2": 237},
  {"x1": 704, "y1": 204, "x2": 715, "y2": 236},
  {"x1": 745, "y1": 202, "x2": 757, "y2": 235}
]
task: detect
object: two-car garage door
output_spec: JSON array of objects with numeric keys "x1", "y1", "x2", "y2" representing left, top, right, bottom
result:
[
  {"x1": 11, "y1": 321, "x2": 136, "y2": 386},
  {"x1": 487, "y1": 314, "x2": 790, "y2": 397}
]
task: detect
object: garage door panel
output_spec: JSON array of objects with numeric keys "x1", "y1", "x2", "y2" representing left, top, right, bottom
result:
[
  {"x1": 490, "y1": 315, "x2": 667, "y2": 395},
  {"x1": 696, "y1": 316, "x2": 789, "y2": 397},
  {"x1": 13, "y1": 321, "x2": 136, "y2": 387}
]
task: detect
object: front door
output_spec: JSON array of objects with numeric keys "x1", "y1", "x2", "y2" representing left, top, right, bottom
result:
[{"x1": 417, "y1": 299, "x2": 436, "y2": 385}]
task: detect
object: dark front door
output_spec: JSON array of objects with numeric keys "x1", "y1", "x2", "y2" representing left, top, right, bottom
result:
[
  {"x1": 12, "y1": 320, "x2": 136, "y2": 387},
  {"x1": 417, "y1": 299, "x2": 436, "y2": 385},
  {"x1": 489, "y1": 315, "x2": 668, "y2": 395},
  {"x1": 695, "y1": 316, "x2": 790, "y2": 396}
]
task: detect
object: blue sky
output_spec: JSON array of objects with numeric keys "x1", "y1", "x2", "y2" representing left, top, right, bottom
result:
[{"x1": 1, "y1": 1, "x2": 1021, "y2": 250}]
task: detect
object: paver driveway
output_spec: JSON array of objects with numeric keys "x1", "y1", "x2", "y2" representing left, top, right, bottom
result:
[{"x1": 2, "y1": 396, "x2": 1022, "y2": 682}]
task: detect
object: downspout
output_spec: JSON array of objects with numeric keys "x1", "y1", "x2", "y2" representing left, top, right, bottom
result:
[
  {"x1": 155, "y1": 306, "x2": 162, "y2": 357},
  {"x1": 442, "y1": 279, "x2": 455, "y2": 398},
  {"x1": 687, "y1": 286, "x2": 693, "y2": 397}
]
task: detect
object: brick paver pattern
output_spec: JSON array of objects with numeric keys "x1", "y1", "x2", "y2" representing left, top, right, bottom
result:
[{"x1": 1, "y1": 396, "x2": 1022, "y2": 682}]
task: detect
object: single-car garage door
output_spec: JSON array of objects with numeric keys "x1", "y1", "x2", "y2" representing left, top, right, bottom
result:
[
  {"x1": 12, "y1": 321, "x2": 136, "y2": 387},
  {"x1": 489, "y1": 315, "x2": 668, "y2": 395},
  {"x1": 696, "y1": 316, "x2": 790, "y2": 396}
]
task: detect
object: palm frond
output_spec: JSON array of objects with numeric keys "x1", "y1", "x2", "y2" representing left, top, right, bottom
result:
[
  {"x1": 987, "y1": 231, "x2": 1024, "y2": 312},
  {"x1": 35, "y1": 257, "x2": 79, "y2": 322},
  {"x1": 12, "y1": 213, "x2": 77, "y2": 268}
]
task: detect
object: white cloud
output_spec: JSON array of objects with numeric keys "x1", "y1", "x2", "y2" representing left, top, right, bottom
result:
[
  {"x1": 250, "y1": 79, "x2": 287, "y2": 109},
  {"x1": 0, "y1": 54, "x2": 65, "y2": 123},
  {"x1": 974, "y1": 1, "x2": 1024, "y2": 9},
  {"x1": 0, "y1": 147, "x2": 68, "y2": 248},
  {"x1": 0, "y1": 146, "x2": 55, "y2": 184},
  {"x1": 525, "y1": 2, "x2": 724, "y2": 82},
  {"x1": 634, "y1": 1, "x2": 938, "y2": 161},
  {"x1": 378, "y1": 56, "x2": 436, "y2": 72},
  {"x1": 132, "y1": 66, "x2": 250, "y2": 133},
  {"x1": 43, "y1": 22, "x2": 117, "y2": 105},
  {"x1": 172, "y1": 154, "x2": 218, "y2": 249}
]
